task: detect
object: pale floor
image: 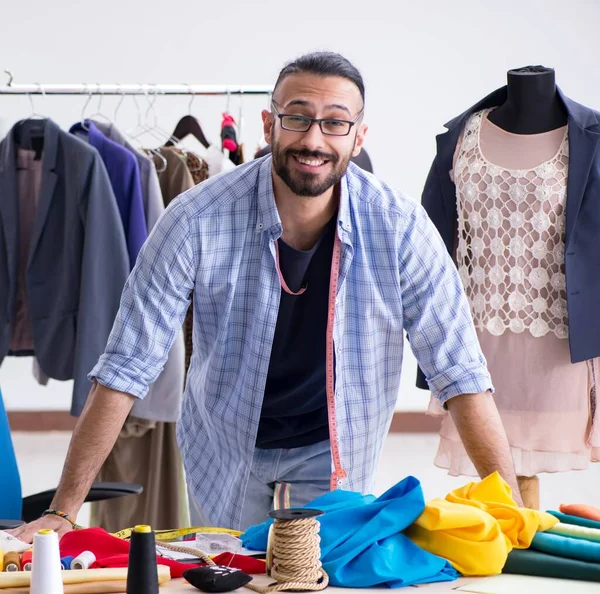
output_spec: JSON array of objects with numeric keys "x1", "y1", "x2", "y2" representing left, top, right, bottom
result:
[{"x1": 12, "y1": 432, "x2": 600, "y2": 527}]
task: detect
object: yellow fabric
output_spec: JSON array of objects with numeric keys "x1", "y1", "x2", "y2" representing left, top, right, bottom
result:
[
  {"x1": 405, "y1": 499, "x2": 509, "y2": 576},
  {"x1": 446, "y1": 471, "x2": 558, "y2": 548},
  {"x1": 406, "y1": 472, "x2": 559, "y2": 577}
]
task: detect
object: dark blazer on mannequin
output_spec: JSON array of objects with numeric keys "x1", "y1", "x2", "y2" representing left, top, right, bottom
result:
[
  {"x1": 417, "y1": 87, "x2": 600, "y2": 390},
  {"x1": 0, "y1": 119, "x2": 130, "y2": 415}
]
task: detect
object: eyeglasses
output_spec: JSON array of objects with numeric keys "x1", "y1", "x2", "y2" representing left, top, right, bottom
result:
[{"x1": 271, "y1": 101, "x2": 364, "y2": 137}]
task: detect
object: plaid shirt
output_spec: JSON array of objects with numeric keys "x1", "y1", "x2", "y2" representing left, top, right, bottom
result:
[{"x1": 90, "y1": 156, "x2": 492, "y2": 529}]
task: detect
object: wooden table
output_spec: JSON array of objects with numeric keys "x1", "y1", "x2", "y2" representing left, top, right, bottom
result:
[{"x1": 161, "y1": 575, "x2": 478, "y2": 592}]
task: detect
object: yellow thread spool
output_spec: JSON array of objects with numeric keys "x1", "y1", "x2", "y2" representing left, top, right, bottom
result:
[
  {"x1": 0, "y1": 549, "x2": 4, "y2": 573},
  {"x1": 134, "y1": 525, "x2": 152, "y2": 534},
  {"x1": 38, "y1": 529, "x2": 54, "y2": 535},
  {"x1": 4, "y1": 551, "x2": 21, "y2": 572}
]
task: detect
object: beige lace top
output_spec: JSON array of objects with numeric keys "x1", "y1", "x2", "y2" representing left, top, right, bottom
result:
[{"x1": 454, "y1": 108, "x2": 570, "y2": 339}]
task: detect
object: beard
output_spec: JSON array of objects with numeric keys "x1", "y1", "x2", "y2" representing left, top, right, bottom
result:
[{"x1": 271, "y1": 137, "x2": 354, "y2": 198}]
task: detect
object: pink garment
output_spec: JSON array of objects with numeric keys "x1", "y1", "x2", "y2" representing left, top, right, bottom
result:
[
  {"x1": 9, "y1": 149, "x2": 42, "y2": 352},
  {"x1": 432, "y1": 109, "x2": 600, "y2": 477}
]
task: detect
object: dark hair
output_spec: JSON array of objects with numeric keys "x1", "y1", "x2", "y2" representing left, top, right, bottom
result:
[{"x1": 274, "y1": 52, "x2": 365, "y2": 103}]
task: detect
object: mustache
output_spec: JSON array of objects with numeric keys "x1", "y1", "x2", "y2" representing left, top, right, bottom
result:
[{"x1": 286, "y1": 148, "x2": 338, "y2": 162}]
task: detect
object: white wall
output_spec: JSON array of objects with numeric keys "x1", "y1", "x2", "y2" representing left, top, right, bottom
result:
[{"x1": 0, "y1": 0, "x2": 598, "y2": 412}]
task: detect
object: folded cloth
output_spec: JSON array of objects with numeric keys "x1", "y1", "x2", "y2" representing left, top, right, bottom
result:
[
  {"x1": 531, "y1": 532, "x2": 600, "y2": 564},
  {"x1": 503, "y1": 548, "x2": 600, "y2": 582},
  {"x1": 549, "y1": 522, "x2": 600, "y2": 543},
  {"x1": 560, "y1": 504, "x2": 600, "y2": 523},
  {"x1": 60, "y1": 528, "x2": 264, "y2": 578},
  {"x1": 405, "y1": 498, "x2": 509, "y2": 576},
  {"x1": 548, "y1": 511, "x2": 600, "y2": 530},
  {"x1": 0, "y1": 531, "x2": 30, "y2": 553},
  {"x1": 242, "y1": 476, "x2": 459, "y2": 588},
  {"x1": 445, "y1": 472, "x2": 558, "y2": 548}
]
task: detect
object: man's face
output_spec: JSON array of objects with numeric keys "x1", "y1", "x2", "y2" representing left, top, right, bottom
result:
[{"x1": 262, "y1": 74, "x2": 367, "y2": 198}]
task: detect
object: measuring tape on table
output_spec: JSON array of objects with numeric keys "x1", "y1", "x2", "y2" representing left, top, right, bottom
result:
[{"x1": 112, "y1": 526, "x2": 242, "y2": 541}]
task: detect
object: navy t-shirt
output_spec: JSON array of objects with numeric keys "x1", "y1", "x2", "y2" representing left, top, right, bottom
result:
[{"x1": 256, "y1": 214, "x2": 337, "y2": 449}]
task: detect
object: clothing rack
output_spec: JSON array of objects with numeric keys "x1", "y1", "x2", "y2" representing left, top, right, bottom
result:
[{"x1": 0, "y1": 71, "x2": 273, "y2": 96}]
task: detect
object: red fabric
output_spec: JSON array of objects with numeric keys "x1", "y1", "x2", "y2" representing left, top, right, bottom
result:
[
  {"x1": 223, "y1": 138, "x2": 237, "y2": 151},
  {"x1": 221, "y1": 113, "x2": 236, "y2": 128},
  {"x1": 213, "y1": 552, "x2": 266, "y2": 574},
  {"x1": 559, "y1": 503, "x2": 600, "y2": 522},
  {"x1": 59, "y1": 528, "x2": 264, "y2": 578}
]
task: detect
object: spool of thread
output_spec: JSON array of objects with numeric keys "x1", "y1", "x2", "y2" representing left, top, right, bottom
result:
[
  {"x1": 61, "y1": 555, "x2": 74, "y2": 570},
  {"x1": 4, "y1": 551, "x2": 21, "y2": 572},
  {"x1": 70, "y1": 551, "x2": 96, "y2": 570},
  {"x1": 260, "y1": 508, "x2": 328, "y2": 593},
  {"x1": 22, "y1": 549, "x2": 33, "y2": 571},
  {"x1": 30, "y1": 529, "x2": 64, "y2": 594},
  {"x1": 0, "y1": 550, "x2": 3, "y2": 573},
  {"x1": 126, "y1": 524, "x2": 159, "y2": 594}
]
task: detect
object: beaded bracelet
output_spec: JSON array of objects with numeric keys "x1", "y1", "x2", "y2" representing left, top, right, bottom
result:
[{"x1": 42, "y1": 509, "x2": 84, "y2": 530}]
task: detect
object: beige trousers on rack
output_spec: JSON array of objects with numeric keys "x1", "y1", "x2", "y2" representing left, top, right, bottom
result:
[{"x1": 91, "y1": 416, "x2": 186, "y2": 533}]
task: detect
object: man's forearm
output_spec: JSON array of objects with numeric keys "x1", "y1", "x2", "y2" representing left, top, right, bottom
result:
[
  {"x1": 446, "y1": 391, "x2": 523, "y2": 506},
  {"x1": 50, "y1": 382, "x2": 135, "y2": 517}
]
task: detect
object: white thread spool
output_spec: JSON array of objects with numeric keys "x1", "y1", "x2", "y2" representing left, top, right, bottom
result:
[
  {"x1": 71, "y1": 551, "x2": 96, "y2": 570},
  {"x1": 30, "y1": 529, "x2": 64, "y2": 594}
]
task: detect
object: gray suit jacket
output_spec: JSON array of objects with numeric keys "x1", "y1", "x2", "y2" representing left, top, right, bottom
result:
[
  {"x1": 92, "y1": 121, "x2": 184, "y2": 422},
  {"x1": 0, "y1": 119, "x2": 129, "y2": 416}
]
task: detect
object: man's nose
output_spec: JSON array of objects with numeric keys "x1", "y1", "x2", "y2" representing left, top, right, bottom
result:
[{"x1": 298, "y1": 121, "x2": 327, "y2": 151}]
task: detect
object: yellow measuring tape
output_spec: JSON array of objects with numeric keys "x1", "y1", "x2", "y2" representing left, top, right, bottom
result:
[{"x1": 112, "y1": 526, "x2": 242, "y2": 541}]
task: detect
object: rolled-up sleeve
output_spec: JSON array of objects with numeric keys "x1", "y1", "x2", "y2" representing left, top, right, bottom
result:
[
  {"x1": 399, "y1": 201, "x2": 493, "y2": 406},
  {"x1": 89, "y1": 197, "x2": 196, "y2": 399}
]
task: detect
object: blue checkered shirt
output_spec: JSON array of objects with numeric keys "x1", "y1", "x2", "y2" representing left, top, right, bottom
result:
[{"x1": 90, "y1": 156, "x2": 493, "y2": 529}]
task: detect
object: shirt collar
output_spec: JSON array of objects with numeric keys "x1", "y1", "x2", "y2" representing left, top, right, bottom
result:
[{"x1": 255, "y1": 155, "x2": 353, "y2": 240}]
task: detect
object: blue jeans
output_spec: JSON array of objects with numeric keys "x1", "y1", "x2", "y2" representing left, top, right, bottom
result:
[{"x1": 188, "y1": 439, "x2": 331, "y2": 531}]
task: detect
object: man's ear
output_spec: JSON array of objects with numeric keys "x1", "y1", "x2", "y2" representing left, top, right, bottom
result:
[
  {"x1": 262, "y1": 109, "x2": 274, "y2": 145},
  {"x1": 352, "y1": 124, "x2": 368, "y2": 158}
]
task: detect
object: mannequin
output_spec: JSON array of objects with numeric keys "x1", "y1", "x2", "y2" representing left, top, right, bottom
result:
[
  {"x1": 488, "y1": 65, "x2": 568, "y2": 134},
  {"x1": 487, "y1": 65, "x2": 568, "y2": 509},
  {"x1": 419, "y1": 68, "x2": 600, "y2": 512}
]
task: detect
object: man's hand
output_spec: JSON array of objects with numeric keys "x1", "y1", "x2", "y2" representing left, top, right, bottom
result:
[
  {"x1": 6, "y1": 382, "x2": 135, "y2": 545},
  {"x1": 446, "y1": 391, "x2": 524, "y2": 507},
  {"x1": 7, "y1": 515, "x2": 73, "y2": 544}
]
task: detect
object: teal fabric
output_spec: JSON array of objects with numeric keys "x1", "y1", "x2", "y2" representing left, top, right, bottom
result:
[
  {"x1": 0, "y1": 387, "x2": 22, "y2": 520},
  {"x1": 504, "y1": 548, "x2": 600, "y2": 582},
  {"x1": 531, "y1": 532, "x2": 600, "y2": 563},
  {"x1": 241, "y1": 476, "x2": 459, "y2": 588},
  {"x1": 547, "y1": 510, "x2": 600, "y2": 530}
]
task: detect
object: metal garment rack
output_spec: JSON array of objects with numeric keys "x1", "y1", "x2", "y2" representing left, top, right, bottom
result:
[{"x1": 0, "y1": 70, "x2": 273, "y2": 96}]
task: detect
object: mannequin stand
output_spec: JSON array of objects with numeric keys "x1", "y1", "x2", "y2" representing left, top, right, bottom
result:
[{"x1": 517, "y1": 475, "x2": 540, "y2": 509}]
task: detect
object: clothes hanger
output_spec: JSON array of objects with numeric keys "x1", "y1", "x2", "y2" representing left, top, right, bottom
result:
[
  {"x1": 85, "y1": 83, "x2": 112, "y2": 129},
  {"x1": 113, "y1": 83, "x2": 126, "y2": 125},
  {"x1": 22, "y1": 83, "x2": 47, "y2": 122},
  {"x1": 130, "y1": 86, "x2": 205, "y2": 171},
  {"x1": 164, "y1": 85, "x2": 210, "y2": 149},
  {"x1": 79, "y1": 83, "x2": 95, "y2": 130},
  {"x1": 150, "y1": 86, "x2": 204, "y2": 172},
  {"x1": 238, "y1": 90, "x2": 245, "y2": 147},
  {"x1": 125, "y1": 85, "x2": 168, "y2": 172}
]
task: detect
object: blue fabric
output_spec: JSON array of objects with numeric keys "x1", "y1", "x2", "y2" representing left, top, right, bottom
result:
[
  {"x1": 417, "y1": 86, "x2": 600, "y2": 381},
  {"x1": 241, "y1": 476, "x2": 459, "y2": 588},
  {"x1": 0, "y1": 388, "x2": 23, "y2": 520},
  {"x1": 531, "y1": 531, "x2": 600, "y2": 564},
  {"x1": 69, "y1": 121, "x2": 148, "y2": 269},
  {"x1": 547, "y1": 510, "x2": 600, "y2": 530},
  {"x1": 89, "y1": 156, "x2": 493, "y2": 528}
]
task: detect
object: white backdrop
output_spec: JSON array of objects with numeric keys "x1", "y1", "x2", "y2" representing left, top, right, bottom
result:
[{"x1": 0, "y1": 0, "x2": 599, "y2": 412}]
